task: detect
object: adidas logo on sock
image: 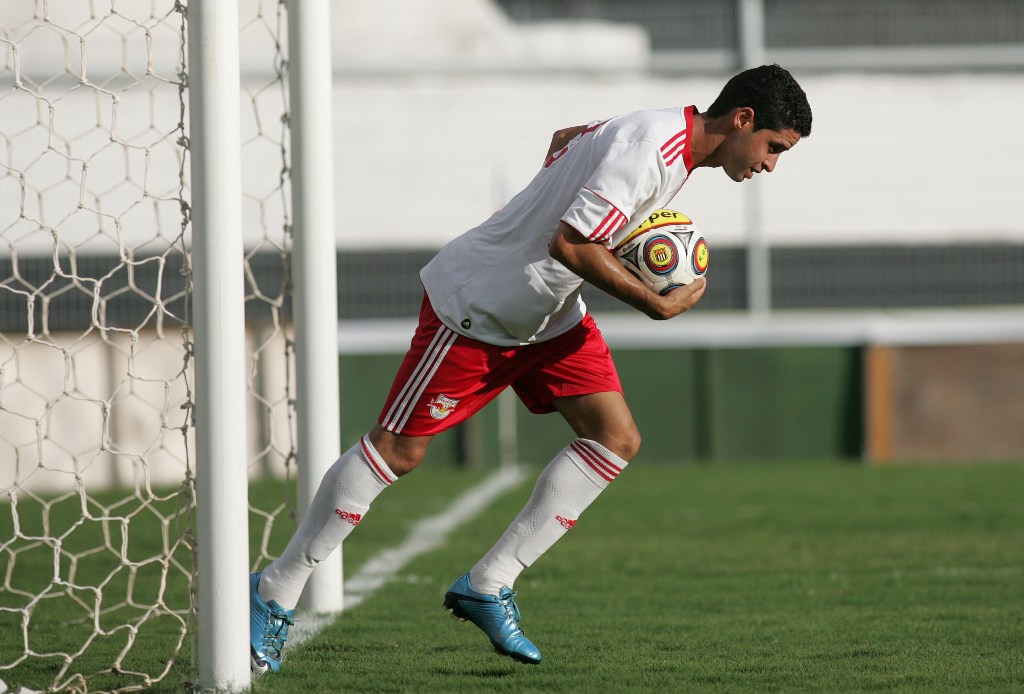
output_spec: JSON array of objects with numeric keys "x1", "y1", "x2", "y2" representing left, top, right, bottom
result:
[
  {"x1": 334, "y1": 508, "x2": 363, "y2": 525},
  {"x1": 556, "y1": 515, "x2": 576, "y2": 530}
]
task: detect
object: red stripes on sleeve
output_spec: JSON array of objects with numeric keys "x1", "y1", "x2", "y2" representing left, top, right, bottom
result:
[
  {"x1": 582, "y1": 187, "x2": 628, "y2": 242},
  {"x1": 590, "y1": 207, "x2": 627, "y2": 242}
]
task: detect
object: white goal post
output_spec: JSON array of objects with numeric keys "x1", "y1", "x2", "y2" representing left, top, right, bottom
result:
[
  {"x1": 0, "y1": 1, "x2": 340, "y2": 691},
  {"x1": 187, "y1": 0, "x2": 254, "y2": 688},
  {"x1": 285, "y1": 0, "x2": 342, "y2": 617}
]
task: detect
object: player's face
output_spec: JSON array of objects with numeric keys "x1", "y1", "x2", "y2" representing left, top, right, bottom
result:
[{"x1": 723, "y1": 122, "x2": 801, "y2": 183}]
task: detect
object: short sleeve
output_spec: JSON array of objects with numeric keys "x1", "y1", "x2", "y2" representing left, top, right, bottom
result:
[{"x1": 561, "y1": 141, "x2": 661, "y2": 244}]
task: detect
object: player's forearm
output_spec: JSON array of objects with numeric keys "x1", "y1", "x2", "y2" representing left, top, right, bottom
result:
[{"x1": 549, "y1": 223, "x2": 677, "y2": 320}]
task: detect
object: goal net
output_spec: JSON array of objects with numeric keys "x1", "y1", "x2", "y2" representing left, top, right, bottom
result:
[{"x1": 0, "y1": 1, "x2": 298, "y2": 690}]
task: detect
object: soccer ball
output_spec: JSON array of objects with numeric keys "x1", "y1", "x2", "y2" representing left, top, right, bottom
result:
[{"x1": 613, "y1": 209, "x2": 709, "y2": 295}]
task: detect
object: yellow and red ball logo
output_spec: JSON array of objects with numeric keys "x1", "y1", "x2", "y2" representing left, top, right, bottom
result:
[
  {"x1": 642, "y1": 234, "x2": 679, "y2": 275},
  {"x1": 691, "y1": 236, "x2": 709, "y2": 276}
]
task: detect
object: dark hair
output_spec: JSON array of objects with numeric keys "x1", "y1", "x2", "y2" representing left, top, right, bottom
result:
[{"x1": 706, "y1": 64, "x2": 812, "y2": 137}]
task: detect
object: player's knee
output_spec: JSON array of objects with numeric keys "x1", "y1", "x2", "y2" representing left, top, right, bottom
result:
[
  {"x1": 368, "y1": 426, "x2": 431, "y2": 477},
  {"x1": 386, "y1": 443, "x2": 428, "y2": 476},
  {"x1": 619, "y1": 427, "x2": 642, "y2": 461},
  {"x1": 601, "y1": 426, "x2": 641, "y2": 462},
  {"x1": 385, "y1": 454, "x2": 422, "y2": 477}
]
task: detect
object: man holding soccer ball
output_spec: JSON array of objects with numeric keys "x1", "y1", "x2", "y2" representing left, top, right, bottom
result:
[{"x1": 249, "y1": 64, "x2": 812, "y2": 671}]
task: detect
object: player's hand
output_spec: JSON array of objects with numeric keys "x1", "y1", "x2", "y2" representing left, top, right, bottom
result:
[{"x1": 649, "y1": 277, "x2": 706, "y2": 320}]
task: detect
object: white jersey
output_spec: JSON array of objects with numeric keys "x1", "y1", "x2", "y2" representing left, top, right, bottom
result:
[{"x1": 420, "y1": 105, "x2": 697, "y2": 346}]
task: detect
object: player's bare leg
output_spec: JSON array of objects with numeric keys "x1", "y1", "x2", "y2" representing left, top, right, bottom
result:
[
  {"x1": 367, "y1": 425, "x2": 433, "y2": 476},
  {"x1": 552, "y1": 391, "x2": 642, "y2": 459},
  {"x1": 444, "y1": 392, "x2": 637, "y2": 664}
]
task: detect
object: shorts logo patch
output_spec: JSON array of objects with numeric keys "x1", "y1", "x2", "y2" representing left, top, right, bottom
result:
[{"x1": 428, "y1": 394, "x2": 459, "y2": 420}]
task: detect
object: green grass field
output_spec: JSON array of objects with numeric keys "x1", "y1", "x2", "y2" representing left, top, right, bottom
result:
[{"x1": 3, "y1": 460, "x2": 1023, "y2": 692}]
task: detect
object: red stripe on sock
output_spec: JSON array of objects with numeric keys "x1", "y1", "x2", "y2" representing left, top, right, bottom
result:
[
  {"x1": 570, "y1": 440, "x2": 621, "y2": 482},
  {"x1": 360, "y1": 436, "x2": 394, "y2": 485}
]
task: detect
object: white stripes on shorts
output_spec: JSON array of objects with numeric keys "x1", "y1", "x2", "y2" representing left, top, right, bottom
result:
[{"x1": 380, "y1": 324, "x2": 458, "y2": 434}]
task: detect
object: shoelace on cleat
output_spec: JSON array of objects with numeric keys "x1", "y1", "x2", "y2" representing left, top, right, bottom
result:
[
  {"x1": 262, "y1": 610, "x2": 295, "y2": 660},
  {"x1": 496, "y1": 589, "x2": 523, "y2": 631}
]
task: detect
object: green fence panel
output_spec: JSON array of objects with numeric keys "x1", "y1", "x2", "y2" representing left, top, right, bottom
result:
[
  {"x1": 338, "y1": 346, "x2": 864, "y2": 467},
  {"x1": 703, "y1": 347, "x2": 863, "y2": 460}
]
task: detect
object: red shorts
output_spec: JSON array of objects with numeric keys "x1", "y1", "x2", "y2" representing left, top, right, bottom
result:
[{"x1": 378, "y1": 295, "x2": 623, "y2": 436}]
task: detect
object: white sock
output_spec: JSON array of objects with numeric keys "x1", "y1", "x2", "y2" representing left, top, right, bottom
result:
[
  {"x1": 469, "y1": 438, "x2": 628, "y2": 596},
  {"x1": 258, "y1": 434, "x2": 398, "y2": 609}
]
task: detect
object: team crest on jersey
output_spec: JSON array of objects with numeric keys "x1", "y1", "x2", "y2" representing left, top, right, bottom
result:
[{"x1": 428, "y1": 394, "x2": 460, "y2": 420}]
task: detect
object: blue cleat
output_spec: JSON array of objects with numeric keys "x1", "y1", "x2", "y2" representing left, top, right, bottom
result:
[
  {"x1": 443, "y1": 572, "x2": 542, "y2": 664},
  {"x1": 249, "y1": 572, "x2": 295, "y2": 674}
]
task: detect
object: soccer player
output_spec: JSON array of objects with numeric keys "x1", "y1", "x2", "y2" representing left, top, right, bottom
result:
[{"x1": 249, "y1": 63, "x2": 812, "y2": 671}]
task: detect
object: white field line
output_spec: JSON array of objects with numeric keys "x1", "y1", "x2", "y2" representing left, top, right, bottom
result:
[{"x1": 287, "y1": 464, "x2": 527, "y2": 647}]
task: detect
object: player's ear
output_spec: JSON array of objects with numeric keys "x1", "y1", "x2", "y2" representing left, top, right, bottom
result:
[{"x1": 733, "y1": 107, "x2": 755, "y2": 131}]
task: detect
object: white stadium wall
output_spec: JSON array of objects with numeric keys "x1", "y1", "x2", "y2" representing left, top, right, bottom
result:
[
  {"x1": 4, "y1": 0, "x2": 1020, "y2": 257},
  {"x1": 327, "y1": 71, "x2": 1024, "y2": 250},
  {"x1": 316, "y1": 0, "x2": 1024, "y2": 250}
]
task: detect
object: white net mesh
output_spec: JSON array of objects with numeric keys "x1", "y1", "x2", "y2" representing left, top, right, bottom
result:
[
  {"x1": 0, "y1": 1, "x2": 296, "y2": 690},
  {"x1": 237, "y1": 0, "x2": 299, "y2": 574}
]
